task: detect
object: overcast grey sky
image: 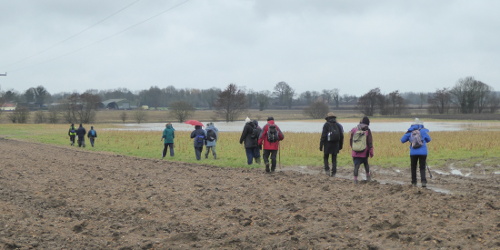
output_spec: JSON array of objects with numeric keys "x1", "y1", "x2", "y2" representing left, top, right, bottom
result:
[{"x1": 1, "y1": 0, "x2": 499, "y2": 96}]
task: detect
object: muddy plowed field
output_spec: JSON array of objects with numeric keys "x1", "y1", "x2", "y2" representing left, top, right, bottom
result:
[{"x1": 0, "y1": 138, "x2": 498, "y2": 249}]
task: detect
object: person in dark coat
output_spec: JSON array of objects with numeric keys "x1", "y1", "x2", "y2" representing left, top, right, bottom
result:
[
  {"x1": 190, "y1": 125, "x2": 206, "y2": 160},
  {"x1": 401, "y1": 118, "x2": 432, "y2": 187},
  {"x1": 161, "y1": 123, "x2": 175, "y2": 158},
  {"x1": 258, "y1": 117, "x2": 284, "y2": 173},
  {"x1": 87, "y1": 126, "x2": 98, "y2": 147},
  {"x1": 349, "y1": 116, "x2": 374, "y2": 184},
  {"x1": 76, "y1": 123, "x2": 86, "y2": 148},
  {"x1": 319, "y1": 112, "x2": 344, "y2": 177},
  {"x1": 239, "y1": 117, "x2": 261, "y2": 165}
]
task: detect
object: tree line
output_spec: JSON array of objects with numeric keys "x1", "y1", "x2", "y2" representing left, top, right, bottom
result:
[{"x1": 0, "y1": 76, "x2": 498, "y2": 124}]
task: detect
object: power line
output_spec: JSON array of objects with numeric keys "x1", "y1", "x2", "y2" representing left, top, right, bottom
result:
[
  {"x1": 1, "y1": 0, "x2": 141, "y2": 69},
  {"x1": 8, "y1": 0, "x2": 190, "y2": 74}
]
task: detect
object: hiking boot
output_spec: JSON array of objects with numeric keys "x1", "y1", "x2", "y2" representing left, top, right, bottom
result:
[
  {"x1": 265, "y1": 164, "x2": 270, "y2": 173},
  {"x1": 411, "y1": 182, "x2": 417, "y2": 187},
  {"x1": 354, "y1": 176, "x2": 358, "y2": 184},
  {"x1": 366, "y1": 172, "x2": 371, "y2": 181},
  {"x1": 422, "y1": 182, "x2": 427, "y2": 188}
]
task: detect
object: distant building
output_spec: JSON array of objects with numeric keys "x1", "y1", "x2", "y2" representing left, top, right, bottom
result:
[
  {"x1": 99, "y1": 99, "x2": 130, "y2": 110},
  {"x1": 0, "y1": 102, "x2": 16, "y2": 111}
]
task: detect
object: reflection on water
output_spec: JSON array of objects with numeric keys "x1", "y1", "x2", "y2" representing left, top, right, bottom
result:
[{"x1": 107, "y1": 120, "x2": 499, "y2": 133}]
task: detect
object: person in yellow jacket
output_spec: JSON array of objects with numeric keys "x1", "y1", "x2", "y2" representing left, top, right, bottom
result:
[{"x1": 68, "y1": 123, "x2": 77, "y2": 146}]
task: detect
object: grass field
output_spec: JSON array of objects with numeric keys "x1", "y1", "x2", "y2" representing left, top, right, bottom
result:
[{"x1": 1, "y1": 122, "x2": 499, "y2": 169}]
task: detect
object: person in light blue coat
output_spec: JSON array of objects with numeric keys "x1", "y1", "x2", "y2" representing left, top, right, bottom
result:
[
  {"x1": 204, "y1": 122, "x2": 219, "y2": 159},
  {"x1": 401, "y1": 118, "x2": 432, "y2": 187}
]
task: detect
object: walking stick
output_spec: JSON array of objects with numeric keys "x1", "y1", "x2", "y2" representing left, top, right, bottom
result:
[
  {"x1": 427, "y1": 165, "x2": 433, "y2": 179},
  {"x1": 278, "y1": 142, "x2": 281, "y2": 169}
]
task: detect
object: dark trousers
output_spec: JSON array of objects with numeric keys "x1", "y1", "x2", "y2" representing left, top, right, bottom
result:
[
  {"x1": 410, "y1": 155, "x2": 427, "y2": 184},
  {"x1": 263, "y1": 150, "x2": 278, "y2": 169},
  {"x1": 70, "y1": 135, "x2": 75, "y2": 145},
  {"x1": 77, "y1": 136, "x2": 85, "y2": 147},
  {"x1": 323, "y1": 153, "x2": 338, "y2": 175},
  {"x1": 194, "y1": 146, "x2": 203, "y2": 160},
  {"x1": 245, "y1": 147, "x2": 261, "y2": 165},
  {"x1": 89, "y1": 137, "x2": 95, "y2": 147},
  {"x1": 353, "y1": 157, "x2": 370, "y2": 177},
  {"x1": 163, "y1": 143, "x2": 174, "y2": 157}
]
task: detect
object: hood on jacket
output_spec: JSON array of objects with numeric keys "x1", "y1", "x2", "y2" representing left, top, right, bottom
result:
[{"x1": 357, "y1": 123, "x2": 369, "y2": 131}]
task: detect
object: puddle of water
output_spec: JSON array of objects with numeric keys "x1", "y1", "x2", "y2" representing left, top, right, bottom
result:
[
  {"x1": 427, "y1": 186, "x2": 452, "y2": 194},
  {"x1": 433, "y1": 170, "x2": 450, "y2": 175},
  {"x1": 105, "y1": 121, "x2": 499, "y2": 133}
]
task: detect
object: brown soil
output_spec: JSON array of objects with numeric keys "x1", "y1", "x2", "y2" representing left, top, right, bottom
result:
[{"x1": 1, "y1": 138, "x2": 499, "y2": 249}]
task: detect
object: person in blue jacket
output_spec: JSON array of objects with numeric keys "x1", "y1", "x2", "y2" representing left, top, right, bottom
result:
[
  {"x1": 204, "y1": 122, "x2": 218, "y2": 159},
  {"x1": 401, "y1": 118, "x2": 432, "y2": 187}
]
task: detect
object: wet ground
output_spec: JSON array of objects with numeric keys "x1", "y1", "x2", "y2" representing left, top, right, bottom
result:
[{"x1": 0, "y1": 138, "x2": 498, "y2": 249}]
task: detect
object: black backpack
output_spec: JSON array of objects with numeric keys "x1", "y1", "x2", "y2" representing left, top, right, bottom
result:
[
  {"x1": 207, "y1": 129, "x2": 217, "y2": 141},
  {"x1": 267, "y1": 125, "x2": 279, "y2": 143},
  {"x1": 250, "y1": 124, "x2": 260, "y2": 139},
  {"x1": 327, "y1": 123, "x2": 340, "y2": 142}
]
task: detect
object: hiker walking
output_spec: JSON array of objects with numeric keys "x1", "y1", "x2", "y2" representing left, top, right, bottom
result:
[
  {"x1": 87, "y1": 126, "x2": 98, "y2": 147},
  {"x1": 319, "y1": 112, "x2": 344, "y2": 177},
  {"x1": 349, "y1": 116, "x2": 374, "y2": 184},
  {"x1": 68, "y1": 123, "x2": 77, "y2": 146},
  {"x1": 401, "y1": 118, "x2": 432, "y2": 187},
  {"x1": 205, "y1": 122, "x2": 218, "y2": 159},
  {"x1": 190, "y1": 125, "x2": 206, "y2": 160},
  {"x1": 161, "y1": 123, "x2": 175, "y2": 158},
  {"x1": 239, "y1": 117, "x2": 262, "y2": 165},
  {"x1": 258, "y1": 117, "x2": 284, "y2": 173},
  {"x1": 76, "y1": 123, "x2": 86, "y2": 148}
]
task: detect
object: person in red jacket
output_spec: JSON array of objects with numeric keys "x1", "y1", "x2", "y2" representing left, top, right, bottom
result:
[{"x1": 258, "y1": 117, "x2": 284, "y2": 173}]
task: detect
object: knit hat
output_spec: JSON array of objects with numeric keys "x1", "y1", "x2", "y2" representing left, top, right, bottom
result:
[
  {"x1": 412, "y1": 118, "x2": 423, "y2": 125},
  {"x1": 245, "y1": 117, "x2": 251, "y2": 123},
  {"x1": 361, "y1": 116, "x2": 370, "y2": 125},
  {"x1": 267, "y1": 117, "x2": 274, "y2": 121}
]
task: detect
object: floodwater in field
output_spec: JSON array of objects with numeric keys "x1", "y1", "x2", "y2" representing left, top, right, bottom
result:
[{"x1": 108, "y1": 120, "x2": 500, "y2": 133}]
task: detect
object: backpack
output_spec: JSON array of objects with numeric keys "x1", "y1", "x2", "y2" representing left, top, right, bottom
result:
[
  {"x1": 352, "y1": 129, "x2": 367, "y2": 152},
  {"x1": 267, "y1": 125, "x2": 279, "y2": 143},
  {"x1": 250, "y1": 124, "x2": 260, "y2": 139},
  {"x1": 410, "y1": 129, "x2": 423, "y2": 149},
  {"x1": 327, "y1": 123, "x2": 340, "y2": 142},
  {"x1": 196, "y1": 133, "x2": 205, "y2": 143},
  {"x1": 90, "y1": 130, "x2": 96, "y2": 137},
  {"x1": 207, "y1": 129, "x2": 217, "y2": 141}
]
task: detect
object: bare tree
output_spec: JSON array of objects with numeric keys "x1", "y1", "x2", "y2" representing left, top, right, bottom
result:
[
  {"x1": 34, "y1": 110, "x2": 46, "y2": 123},
  {"x1": 381, "y1": 90, "x2": 406, "y2": 115},
  {"x1": 9, "y1": 106, "x2": 30, "y2": 123},
  {"x1": 119, "y1": 111, "x2": 128, "y2": 123},
  {"x1": 62, "y1": 92, "x2": 100, "y2": 123},
  {"x1": 428, "y1": 88, "x2": 451, "y2": 114},
  {"x1": 214, "y1": 84, "x2": 247, "y2": 122},
  {"x1": 450, "y1": 76, "x2": 493, "y2": 113},
  {"x1": 169, "y1": 101, "x2": 195, "y2": 122},
  {"x1": 303, "y1": 101, "x2": 329, "y2": 119},
  {"x1": 256, "y1": 90, "x2": 271, "y2": 111},
  {"x1": 134, "y1": 108, "x2": 147, "y2": 124},
  {"x1": 357, "y1": 88, "x2": 384, "y2": 116},
  {"x1": 274, "y1": 81, "x2": 295, "y2": 109}
]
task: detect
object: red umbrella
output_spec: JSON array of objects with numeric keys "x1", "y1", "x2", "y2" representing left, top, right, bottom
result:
[{"x1": 184, "y1": 120, "x2": 204, "y2": 127}]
